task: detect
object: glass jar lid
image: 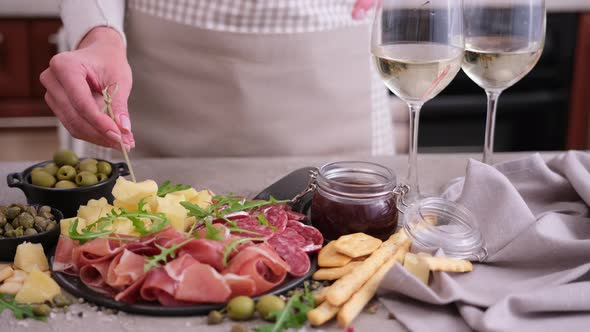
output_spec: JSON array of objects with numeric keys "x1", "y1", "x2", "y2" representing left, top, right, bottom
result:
[{"x1": 402, "y1": 197, "x2": 487, "y2": 261}]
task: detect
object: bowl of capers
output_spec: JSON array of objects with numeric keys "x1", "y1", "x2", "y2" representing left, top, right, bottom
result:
[
  {"x1": 0, "y1": 204, "x2": 63, "y2": 261},
  {"x1": 6, "y1": 149, "x2": 130, "y2": 218}
]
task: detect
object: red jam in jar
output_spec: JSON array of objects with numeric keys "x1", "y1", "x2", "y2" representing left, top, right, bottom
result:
[{"x1": 310, "y1": 161, "x2": 399, "y2": 241}]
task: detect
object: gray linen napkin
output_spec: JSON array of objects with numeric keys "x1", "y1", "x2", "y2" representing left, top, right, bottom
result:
[{"x1": 378, "y1": 151, "x2": 590, "y2": 332}]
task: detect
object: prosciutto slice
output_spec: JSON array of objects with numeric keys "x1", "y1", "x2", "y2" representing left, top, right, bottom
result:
[
  {"x1": 225, "y1": 243, "x2": 289, "y2": 294},
  {"x1": 52, "y1": 235, "x2": 79, "y2": 275},
  {"x1": 175, "y1": 261, "x2": 232, "y2": 303},
  {"x1": 79, "y1": 260, "x2": 115, "y2": 295},
  {"x1": 106, "y1": 249, "x2": 146, "y2": 289},
  {"x1": 177, "y1": 239, "x2": 226, "y2": 271}
]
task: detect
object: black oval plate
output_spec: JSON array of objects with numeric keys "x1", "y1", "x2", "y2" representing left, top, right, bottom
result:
[{"x1": 51, "y1": 167, "x2": 320, "y2": 316}]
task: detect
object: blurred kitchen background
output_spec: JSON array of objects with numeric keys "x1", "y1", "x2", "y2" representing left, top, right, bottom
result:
[{"x1": 0, "y1": 0, "x2": 589, "y2": 161}]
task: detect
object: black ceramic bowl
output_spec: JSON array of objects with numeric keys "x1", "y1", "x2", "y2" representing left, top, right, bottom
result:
[
  {"x1": 6, "y1": 160, "x2": 129, "y2": 218},
  {"x1": 0, "y1": 206, "x2": 63, "y2": 261}
]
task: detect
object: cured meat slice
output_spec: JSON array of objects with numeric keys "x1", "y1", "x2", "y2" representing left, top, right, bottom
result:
[
  {"x1": 268, "y1": 236, "x2": 310, "y2": 277},
  {"x1": 233, "y1": 218, "x2": 275, "y2": 239},
  {"x1": 79, "y1": 260, "x2": 116, "y2": 295},
  {"x1": 52, "y1": 235, "x2": 79, "y2": 275},
  {"x1": 225, "y1": 243, "x2": 289, "y2": 294},
  {"x1": 286, "y1": 220, "x2": 323, "y2": 253},
  {"x1": 106, "y1": 249, "x2": 146, "y2": 289},
  {"x1": 194, "y1": 223, "x2": 231, "y2": 240},
  {"x1": 164, "y1": 253, "x2": 198, "y2": 281},
  {"x1": 224, "y1": 273, "x2": 256, "y2": 297},
  {"x1": 263, "y1": 206, "x2": 288, "y2": 233},
  {"x1": 140, "y1": 268, "x2": 176, "y2": 303},
  {"x1": 177, "y1": 239, "x2": 225, "y2": 272},
  {"x1": 175, "y1": 261, "x2": 231, "y2": 303},
  {"x1": 286, "y1": 210, "x2": 306, "y2": 221},
  {"x1": 142, "y1": 226, "x2": 186, "y2": 248},
  {"x1": 75, "y1": 237, "x2": 124, "y2": 268},
  {"x1": 115, "y1": 274, "x2": 147, "y2": 304}
]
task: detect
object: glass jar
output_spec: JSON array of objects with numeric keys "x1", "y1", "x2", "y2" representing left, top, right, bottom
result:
[{"x1": 310, "y1": 161, "x2": 399, "y2": 241}]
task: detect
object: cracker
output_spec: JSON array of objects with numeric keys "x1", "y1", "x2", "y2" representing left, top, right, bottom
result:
[
  {"x1": 326, "y1": 231, "x2": 408, "y2": 306},
  {"x1": 334, "y1": 233, "x2": 383, "y2": 258},
  {"x1": 318, "y1": 241, "x2": 352, "y2": 268},
  {"x1": 422, "y1": 256, "x2": 473, "y2": 272},
  {"x1": 307, "y1": 300, "x2": 340, "y2": 326},
  {"x1": 337, "y1": 241, "x2": 410, "y2": 327},
  {"x1": 312, "y1": 261, "x2": 363, "y2": 281}
]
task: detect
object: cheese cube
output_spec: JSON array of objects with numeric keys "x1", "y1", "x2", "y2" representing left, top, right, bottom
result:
[
  {"x1": 112, "y1": 177, "x2": 158, "y2": 211},
  {"x1": 156, "y1": 195, "x2": 187, "y2": 231},
  {"x1": 0, "y1": 282, "x2": 22, "y2": 295},
  {"x1": 15, "y1": 270, "x2": 61, "y2": 304},
  {"x1": 60, "y1": 217, "x2": 87, "y2": 236},
  {"x1": 13, "y1": 242, "x2": 49, "y2": 272},
  {"x1": 0, "y1": 265, "x2": 14, "y2": 282}
]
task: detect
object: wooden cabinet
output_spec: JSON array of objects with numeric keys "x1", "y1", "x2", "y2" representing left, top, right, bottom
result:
[{"x1": 0, "y1": 18, "x2": 61, "y2": 118}]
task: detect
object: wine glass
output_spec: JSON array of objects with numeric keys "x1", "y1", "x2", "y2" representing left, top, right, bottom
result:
[
  {"x1": 463, "y1": 0, "x2": 546, "y2": 164},
  {"x1": 371, "y1": 0, "x2": 464, "y2": 200}
]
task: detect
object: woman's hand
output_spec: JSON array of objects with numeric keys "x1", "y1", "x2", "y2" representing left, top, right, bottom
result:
[
  {"x1": 352, "y1": 0, "x2": 377, "y2": 20},
  {"x1": 40, "y1": 27, "x2": 134, "y2": 150}
]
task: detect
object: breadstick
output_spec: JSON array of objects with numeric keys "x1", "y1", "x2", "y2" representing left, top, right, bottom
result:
[
  {"x1": 326, "y1": 231, "x2": 408, "y2": 306},
  {"x1": 421, "y1": 256, "x2": 473, "y2": 272},
  {"x1": 313, "y1": 286, "x2": 330, "y2": 305},
  {"x1": 337, "y1": 241, "x2": 410, "y2": 327},
  {"x1": 307, "y1": 300, "x2": 340, "y2": 326},
  {"x1": 313, "y1": 261, "x2": 363, "y2": 281}
]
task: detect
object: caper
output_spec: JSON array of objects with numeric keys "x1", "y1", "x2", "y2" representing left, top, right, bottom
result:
[
  {"x1": 75, "y1": 171, "x2": 98, "y2": 186},
  {"x1": 32, "y1": 304, "x2": 52, "y2": 316},
  {"x1": 5, "y1": 206, "x2": 21, "y2": 220},
  {"x1": 11, "y1": 217, "x2": 20, "y2": 228},
  {"x1": 96, "y1": 173, "x2": 108, "y2": 182},
  {"x1": 79, "y1": 159, "x2": 98, "y2": 174},
  {"x1": 46, "y1": 222, "x2": 56, "y2": 232},
  {"x1": 25, "y1": 206, "x2": 37, "y2": 217},
  {"x1": 226, "y1": 296, "x2": 255, "y2": 321},
  {"x1": 0, "y1": 206, "x2": 6, "y2": 215},
  {"x1": 53, "y1": 294, "x2": 72, "y2": 307},
  {"x1": 39, "y1": 211, "x2": 53, "y2": 220},
  {"x1": 4, "y1": 223, "x2": 14, "y2": 232},
  {"x1": 207, "y1": 310, "x2": 224, "y2": 325},
  {"x1": 230, "y1": 324, "x2": 248, "y2": 332},
  {"x1": 38, "y1": 206, "x2": 51, "y2": 214},
  {"x1": 17, "y1": 212, "x2": 35, "y2": 228},
  {"x1": 55, "y1": 180, "x2": 77, "y2": 189},
  {"x1": 14, "y1": 227, "x2": 23, "y2": 237},
  {"x1": 0, "y1": 212, "x2": 6, "y2": 227},
  {"x1": 5, "y1": 229, "x2": 17, "y2": 237},
  {"x1": 53, "y1": 149, "x2": 79, "y2": 166},
  {"x1": 57, "y1": 165, "x2": 76, "y2": 182},
  {"x1": 31, "y1": 171, "x2": 56, "y2": 188},
  {"x1": 43, "y1": 163, "x2": 59, "y2": 176},
  {"x1": 256, "y1": 295, "x2": 285, "y2": 321},
  {"x1": 0, "y1": 228, "x2": 4, "y2": 236},
  {"x1": 24, "y1": 228, "x2": 38, "y2": 236},
  {"x1": 34, "y1": 216, "x2": 49, "y2": 231},
  {"x1": 97, "y1": 161, "x2": 112, "y2": 176}
]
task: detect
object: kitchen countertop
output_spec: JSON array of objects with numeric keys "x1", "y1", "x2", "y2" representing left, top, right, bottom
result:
[
  {"x1": 0, "y1": 151, "x2": 558, "y2": 332},
  {"x1": 0, "y1": 0, "x2": 589, "y2": 17}
]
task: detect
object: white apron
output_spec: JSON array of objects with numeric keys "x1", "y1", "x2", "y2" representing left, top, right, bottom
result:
[{"x1": 124, "y1": 0, "x2": 394, "y2": 157}]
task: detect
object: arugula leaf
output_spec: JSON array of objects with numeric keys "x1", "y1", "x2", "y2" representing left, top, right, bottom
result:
[
  {"x1": 256, "y1": 214, "x2": 277, "y2": 232},
  {"x1": 254, "y1": 282, "x2": 315, "y2": 332},
  {"x1": 204, "y1": 220, "x2": 223, "y2": 241},
  {"x1": 144, "y1": 239, "x2": 191, "y2": 272},
  {"x1": 0, "y1": 294, "x2": 47, "y2": 321},
  {"x1": 68, "y1": 218, "x2": 114, "y2": 243},
  {"x1": 222, "y1": 237, "x2": 266, "y2": 266},
  {"x1": 157, "y1": 180, "x2": 191, "y2": 197},
  {"x1": 219, "y1": 195, "x2": 289, "y2": 215}
]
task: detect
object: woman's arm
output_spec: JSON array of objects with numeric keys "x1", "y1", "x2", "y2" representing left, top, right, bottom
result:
[{"x1": 61, "y1": 0, "x2": 126, "y2": 49}]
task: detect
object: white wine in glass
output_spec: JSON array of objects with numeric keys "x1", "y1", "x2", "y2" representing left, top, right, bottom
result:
[
  {"x1": 371, "y1": 0, "x2": 464, "y2": 199},
  {"x1": 463, "y1": 0, "x2": 546, "y2": 164}
]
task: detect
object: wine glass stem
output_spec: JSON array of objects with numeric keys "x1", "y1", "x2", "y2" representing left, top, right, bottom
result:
[
  {"x1": 483, "y1": 90, "x2": 502, "y2": 165},
  {"x1": 407, "y1": 102, "x2": 423, "y2": 197}
]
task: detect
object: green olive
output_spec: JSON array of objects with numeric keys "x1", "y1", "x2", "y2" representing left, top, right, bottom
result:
[
  {"x1": 207, "y1": 310, "x2": 224, "y2": 325},
  {"x1": 24, "y1": 228, "x2": 38, "y2": 236},
  {"x1": 55, "y1": 180, "x2": 77, "y2": 189},
  {"x1": 32, "y1": 304, "x2": 52, "y2": 316},
  {"x1": 79, "y1": 159, "x2": 98, "y2": 174},
  {"x1": 53, "y1": 149, "x2": 79, "y2": 167},
  {"x1": 31, "y1": 167, "x2": 45, "y2": 174},
  {"x1": 97, "y1": 161, "x2": 112, "y2": 176},
  {"x1": 56, "y1": 165, "x2": 76, "y2": 181},
  {"x1": 43, "y1": 163, "x2": 59, "y2": 176},
  {"x1": 5, "y1": 206, "x2": 22, "y2": 220},
  {"x1": 226, "y1": 296, "x2": 255, "y2": 321},
  {"x1": 256, "y1": 295, "x2": 285, "y2": 321},
  {"x1": 96, "y1": 173, "x2": 108, "y2": 182},
  {"x1": 75, "y1": 171, "x2": 98, "y2": 186},
  {"x1": 31, "y1": 171, "x2": 56, "y2": 188}
]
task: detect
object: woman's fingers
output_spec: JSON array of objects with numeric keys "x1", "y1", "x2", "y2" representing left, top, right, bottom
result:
[
  {"x1": 352, "y1": 0, "x2": 376, "y2": 20},
  {"x1": 49, "y1": 52, "x2": 125, "y2": 143},
  {"x1": 40, "y1": 69, "x2": 128, "y2": 150}
]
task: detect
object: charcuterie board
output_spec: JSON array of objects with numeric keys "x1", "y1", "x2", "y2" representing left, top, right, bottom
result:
[{"x1": 51, "y1": 168, "x2": 319, "y2": 316}]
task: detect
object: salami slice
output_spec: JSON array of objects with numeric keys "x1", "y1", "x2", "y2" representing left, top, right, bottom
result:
[
  {"x1": 263, "y1": 206, "x2": 288, "y2": 233},
  {"x1": 233, "y1": 218, "x2": 275, "y2": 239},
  {"x1": 268, "y1": 235, "x2": 311, "y2": 277},
  {"x1": 286, "y1": 210, "x2": 306, "y2": 221},
  {"x1": 286, "y1": 220, "x2": 324, "y2": 253}
]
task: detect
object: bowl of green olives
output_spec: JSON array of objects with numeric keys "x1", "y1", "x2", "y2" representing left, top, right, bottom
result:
[
  {"x1": 0, "y1": 204, "x2": 63, "y2": 261},
  {"x1": 6, "y1": 149, "x2": 129, "y2": 218}
]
